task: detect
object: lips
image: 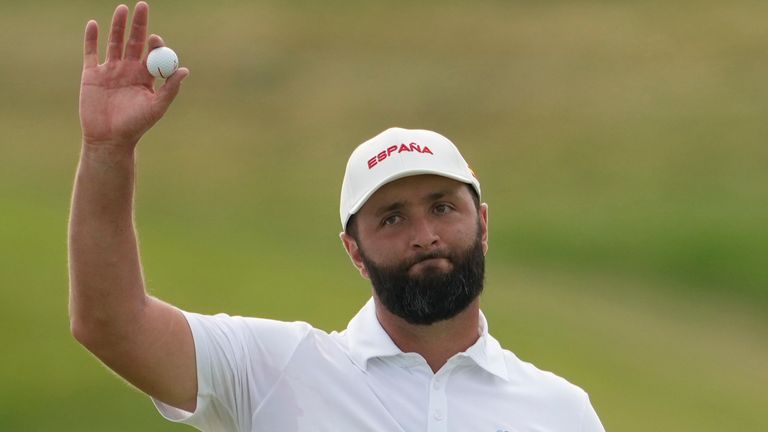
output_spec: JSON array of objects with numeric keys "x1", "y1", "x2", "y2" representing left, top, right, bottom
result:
[
  {"x1": 415, "y1": 257, "x2": 447, "y2": 265},
  {"x1": 409, "y1": 256, "x2": 452, "y2": 274}
]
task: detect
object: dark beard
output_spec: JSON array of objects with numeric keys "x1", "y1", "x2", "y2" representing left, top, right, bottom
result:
[{"x1": 360, "y1": 225, "x2": 485, "y2": 325}]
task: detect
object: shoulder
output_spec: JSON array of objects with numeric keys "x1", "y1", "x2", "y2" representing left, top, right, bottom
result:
[
  {"x1": 502, "y1": 349, "x2": 590, "y2": 405},
  {"x1": 183, "y1": 311, "x2": 318, "y2": 354},
  {"x1": 185, "y1": 311, "x2": 314, "y2": 335},
  {"x1": 498, "y1": 350, "x2": 604, "y2": 431}
]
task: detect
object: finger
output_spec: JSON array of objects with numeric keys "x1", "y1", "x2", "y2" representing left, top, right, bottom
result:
[
  {"x1": 147, "y1": 34, "x2": 165, "y2": 52},
  {"x1": 83, "y1": 20, "x2": 99, "y2": 69},
  {"x1": 106, "y1": 4, "x2": 129, "y2": 63},
  {"x1": 124, "y1": 1, "x2": 149, "y2": 60},
  {"x1": 153, "y1": 67, "x2": 189, "y2": 114}
]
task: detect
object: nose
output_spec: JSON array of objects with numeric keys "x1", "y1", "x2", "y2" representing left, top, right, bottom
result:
[{"x1": 410, "y1": 216, "x2": 440, "y2": 250}]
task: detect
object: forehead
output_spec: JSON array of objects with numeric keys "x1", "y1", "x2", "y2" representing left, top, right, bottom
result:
[{"x1": 358, "y1": 175, "x2": 470, "y2": 215}]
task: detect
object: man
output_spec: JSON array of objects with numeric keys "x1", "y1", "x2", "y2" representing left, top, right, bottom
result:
[{"x1": 70, "y1": 2, "x2": 605, "y2": 431}]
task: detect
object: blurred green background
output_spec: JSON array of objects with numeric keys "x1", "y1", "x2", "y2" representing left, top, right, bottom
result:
[{"x1": 1, "y1": 0, "x2": 766, "y2": 430}]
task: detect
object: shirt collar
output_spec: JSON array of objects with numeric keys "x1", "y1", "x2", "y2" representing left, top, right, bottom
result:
[
  {"x1": 345, "y1": 297, "x2": 509, "y2": 381},
  {"x1": 459, "y1": 308, "x2": 509, "y2": 381},
  {"x1": 345, "y1": 298, "x2": 404, "y2": 368}
]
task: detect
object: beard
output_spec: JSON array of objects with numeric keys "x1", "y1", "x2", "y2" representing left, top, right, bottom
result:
[{"x1": 359, "y1": 223, "x2": 485, "y2": 325}]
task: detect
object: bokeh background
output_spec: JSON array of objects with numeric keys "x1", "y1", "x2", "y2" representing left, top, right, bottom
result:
[{"x1": 1, "y1": 0, "x2": 767, "y2": 430}]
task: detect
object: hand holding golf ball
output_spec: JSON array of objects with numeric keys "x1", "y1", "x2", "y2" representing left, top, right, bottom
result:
[{"x1": 146, "y1": 47, "x2": 179, "y2": 79}]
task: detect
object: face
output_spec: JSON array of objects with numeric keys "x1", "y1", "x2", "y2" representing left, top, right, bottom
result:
[{"x1": 341, "y1": 175, "x2": 489, "y2": 325}]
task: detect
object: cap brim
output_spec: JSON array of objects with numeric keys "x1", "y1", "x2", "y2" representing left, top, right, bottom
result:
[{"x1": 345, "y1": 168, "x2": 480, "y2": 223}]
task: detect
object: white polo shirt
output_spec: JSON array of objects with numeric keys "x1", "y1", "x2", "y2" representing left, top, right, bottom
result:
[{"x1": 154, "y1": 299, "x2": 604, "y2": 431}]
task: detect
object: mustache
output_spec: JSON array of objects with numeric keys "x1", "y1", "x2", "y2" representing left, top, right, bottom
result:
[{"x1": 402, "y1": 250, "x2": 451, "y2": 270}]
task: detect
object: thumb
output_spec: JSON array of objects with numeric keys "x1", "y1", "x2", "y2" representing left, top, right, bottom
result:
[{"x1": 153, "y1": 67, "x2": 190, "y2": 116}]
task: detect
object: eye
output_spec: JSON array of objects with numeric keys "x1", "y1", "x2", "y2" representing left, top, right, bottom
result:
[
  {"x1": 433, "y1": 203, "x2": 454, "y2": 215},
  {"x1": 382, "y1": 214, "x2": 403, "y2": 226}
]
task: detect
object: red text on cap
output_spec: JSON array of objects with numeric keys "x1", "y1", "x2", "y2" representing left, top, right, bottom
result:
[{"x1": 368, "y1": 142, "x2": 434, "y2": 169}]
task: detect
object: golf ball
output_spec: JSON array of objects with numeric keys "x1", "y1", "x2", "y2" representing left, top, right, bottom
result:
[{"x1": 146, "y1": 47, "x2": 179, "y2": 79}]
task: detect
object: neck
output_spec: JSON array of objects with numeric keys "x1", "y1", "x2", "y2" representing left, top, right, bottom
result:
[{"x1": 374, "y1": 296, "x2": 481, "y2": 373}]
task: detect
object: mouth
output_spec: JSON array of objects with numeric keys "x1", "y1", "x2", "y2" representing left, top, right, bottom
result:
[{"x1": 409, "y1": 257, "x2": 452, "y2": 275}]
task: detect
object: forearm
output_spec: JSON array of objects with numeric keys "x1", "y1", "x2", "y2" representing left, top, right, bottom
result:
[{"x1": 68, "y1": 142, "x2": 148, "y2": 343}]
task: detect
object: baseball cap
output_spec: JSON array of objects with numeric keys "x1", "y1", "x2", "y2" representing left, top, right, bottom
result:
[{"x1": 340, "y1": 127, "x2": 481, "y2": 230}]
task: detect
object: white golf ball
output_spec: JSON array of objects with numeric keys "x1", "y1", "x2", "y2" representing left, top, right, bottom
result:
[{"x1": 146, "y1": 47, "x2": 179, "y2": 79}]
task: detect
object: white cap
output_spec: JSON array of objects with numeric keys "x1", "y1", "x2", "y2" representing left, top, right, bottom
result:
[{"x1": 340, "y1": 127, "x2": 481, "y2": 230}]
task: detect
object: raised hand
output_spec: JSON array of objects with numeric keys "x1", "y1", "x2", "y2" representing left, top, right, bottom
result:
[{"x1": 79, "y1": 2, "x2": 189, "y2": 149}]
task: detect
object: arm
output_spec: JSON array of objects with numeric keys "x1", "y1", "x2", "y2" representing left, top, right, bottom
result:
[{"x1": 69, "y1": 2, "x2": 196, "y2": 412}]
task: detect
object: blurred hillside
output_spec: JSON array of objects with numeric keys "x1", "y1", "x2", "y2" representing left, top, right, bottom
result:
[{"x1": 0, "y1": 1, "x2": 766, "y2": 431}]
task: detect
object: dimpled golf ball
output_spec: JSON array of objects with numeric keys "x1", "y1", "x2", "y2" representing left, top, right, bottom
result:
[{"x1": 146, "y1": 47, "x2": 179, "y2": 79}]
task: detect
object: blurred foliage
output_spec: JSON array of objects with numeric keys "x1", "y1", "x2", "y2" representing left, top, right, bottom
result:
[{"x1": 0, "y1": 1, "x2": 766, "y2": 431}]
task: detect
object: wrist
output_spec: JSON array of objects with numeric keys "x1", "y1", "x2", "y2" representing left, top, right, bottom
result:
[{"x1": 81, "y1": 140, "x2": 137, "y2": 165}]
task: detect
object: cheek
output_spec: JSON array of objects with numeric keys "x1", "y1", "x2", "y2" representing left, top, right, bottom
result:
[
  {"x1": 362, "y1": 246, "x2": 401, "y2": 270},
  {"x1": 357, "y1": 227, "x2": 409, "y2": 263},
  {"x1": 356, "y1": 236, "x2": 398, "y2": 269},
  {"x1": 447, "y1": 218, "x2": 482, "y2": 249}
]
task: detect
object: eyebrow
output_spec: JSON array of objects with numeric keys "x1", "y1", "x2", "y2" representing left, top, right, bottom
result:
[
  {"x1": 375, "y1": 201, "x2": 407, "y2": 217},
  {"x1": 373, "y1": 190, "x2": 456, "y2": 217}
]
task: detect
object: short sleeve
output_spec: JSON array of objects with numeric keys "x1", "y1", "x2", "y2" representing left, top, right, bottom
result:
[
  {"x1": 579, "y1": 394, "x2": 606, "y2": 432},
  {"x1": 152, "y1": 311, "x2": 313, "y2": 431}
]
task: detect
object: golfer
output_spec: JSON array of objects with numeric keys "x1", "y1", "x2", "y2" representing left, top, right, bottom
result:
[{"x1": 70, "y1": 3, "x2": 605, "y2": 431}]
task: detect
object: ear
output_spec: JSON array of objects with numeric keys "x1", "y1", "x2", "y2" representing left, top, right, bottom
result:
[
  {"x1": 479, "y1": 203, "x2": 489, "y2": 256},
  {"x1": 339, "y1": 232, "x2": 370, "y2": 279}
]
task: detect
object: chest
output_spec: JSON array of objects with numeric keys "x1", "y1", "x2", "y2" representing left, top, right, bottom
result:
[{"x1": 250, "y1": 354, "x2": 576, "y2": 432}]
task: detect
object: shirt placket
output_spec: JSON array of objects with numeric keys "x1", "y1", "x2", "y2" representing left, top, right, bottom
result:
[{"x1": 426, "y1": 364, "x2": 456, "y2": 432}]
